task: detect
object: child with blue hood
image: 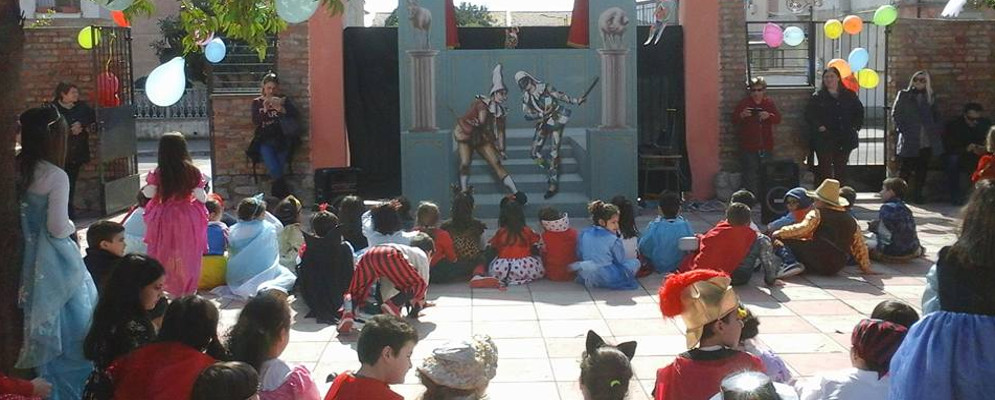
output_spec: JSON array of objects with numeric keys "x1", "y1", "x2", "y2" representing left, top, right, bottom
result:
[{"x1": 766, "y1": 187, "x2": 814, "y2": 232}]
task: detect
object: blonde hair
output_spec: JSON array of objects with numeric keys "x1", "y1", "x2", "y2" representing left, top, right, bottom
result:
[
  {"x1": 416, "y1": 201, "x2": 441, "y2": 227},
  {"x1": 910, "y1": 71, "x2": 935, "y2": 105}
]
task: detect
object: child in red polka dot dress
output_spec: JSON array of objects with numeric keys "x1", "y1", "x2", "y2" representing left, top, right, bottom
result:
[{"x1": 474, "y1": 197, "x2": 545, "y2": 288}]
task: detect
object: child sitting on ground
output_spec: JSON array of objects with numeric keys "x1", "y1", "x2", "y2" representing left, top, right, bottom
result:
[
  {"x1": 337, "y1": 195, "x2": 368, "y2": 252},
  {"x1": 870, "y1": 300, "x2": 919, "y2": 329},
  {"x1": 839, "y1": 186, "x2": 857, "y2": 217},
  {"x1": 639, "y1": 191, "x2": 694, "y2": 274},
  {"x1": 416, "y1": 335, "x2": 498, "y2": 400},
  {"x1": 580, "y1": 330, "x2": 637, "y2": 400},
  {"x1": 572, "y1": 201, "x2": 641, "y2": 290},
  {"x1": 475, "y1": 197, "x2": 544, "y2": 288},
  {"x1": 538, "y1": 206, "x2": 578, "y2": 282},
  {"x1": 710, "y1": 371, "x2": 799, "y2": 400},
  {"x1": 275, "y1": 195, "x2": 305, "y2": 272},
  {"x1": 796, "y1": 319, "x2": 908, "y2": 400},
  {"x1": 740, "y1": 307, "x2": 792, "y2": 384},
  {"x1": 680, "y1": 204, "x2": 787, "y2": 287},
  {"x1": 394, "y1": 195, "x2": 415, "y2": 231},
  {"x1": 656, "y1": 270, "x2": 765, "y2": 400},
  {"x1": 442, "y1": 187, "x2": 489, "y2": 284},
  {"x1": 191, "y1": 361, "x2": 259, "y2": 400},
  {"x1": 337, "y1": 234, "x2": 435, "y2": 333},
  {"x1": 868, "y1": 178, "x2": 924, "y2": 262},
  {"x1": 611, "y1": 196, "x2": 641, "y2": 260},
  {"x1": 325, "y1": 315, "x2": 418, "y2": 400},
  {"x1": 227, "y1": 292, "x2": 321, "y2": 399},
  {"x1": 121, "y1": 189, "x2": 149, "y2": 255},
  {"x1": 731, "y1": 189, "x2": 762, "y2": 232},
  {"x1": 299, "y1": 207, "x2": 355, "y2": 325},
  {"x1": 971, "y1": 126, "x2": 995, "y2": 183},
  {"x1": 766, "y1": 188, "x2": 813, "y2": 232},
  {"x1": 363, "y1": 201, "x2": 417, "y2": 249},
  {"x1": 413, "y1": 202, "x2": 465, "y2": 283},
  {"x1": 205, "y1": 195, "x2": 228, "y2": 256},
  {"x1": 218, "y1": 195, "x2": 297, "y2": 301},
  {"x1": 84, "y1": 220, "x2": 127, "y2": 293}
]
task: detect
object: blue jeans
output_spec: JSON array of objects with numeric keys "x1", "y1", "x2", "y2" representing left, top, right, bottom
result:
[
  {"x1": 741, "y1": 151, "x2": 763, "y2": 196},
  {"x1": 260, "y1": 143, "x2": 288, "y2": 179}
]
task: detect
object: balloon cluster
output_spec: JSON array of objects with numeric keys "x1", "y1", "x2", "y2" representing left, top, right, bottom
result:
[
  {"x1": 761, "y1": 24, "x2": 805, "y2": 48},
  {"x1": 815, "y1": 6, "x2": 896, "y2": 91}
]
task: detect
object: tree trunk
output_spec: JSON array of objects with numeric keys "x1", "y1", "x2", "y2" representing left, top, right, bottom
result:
[{"x1": 0, "y1": 0, "x2": 26, "y2": 374}]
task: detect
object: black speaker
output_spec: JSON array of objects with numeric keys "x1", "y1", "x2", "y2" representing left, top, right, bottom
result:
[
  {"x1": 314, "y1": 167, "x2": 360, "y2": 206},
  {"x1": 760, "y1": 160, "x2": 800, "y2": 224}
]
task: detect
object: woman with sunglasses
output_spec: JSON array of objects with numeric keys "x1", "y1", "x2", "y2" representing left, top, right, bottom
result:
[
  {"x1": 51, "y1": 82, "x2": 96, "y2": 219},
  {"x1": 732, "y1": 77, "x2": 781, "y2": 196},
  {"x1": 804, "y1": 67, "x2": 864, "y2": 185},
  {"x1": 15, "y1": 105, "x2": 99, "y2": 399},
  {"x1": 892, "y1": 70, "x2": 944, "y2": 203}
]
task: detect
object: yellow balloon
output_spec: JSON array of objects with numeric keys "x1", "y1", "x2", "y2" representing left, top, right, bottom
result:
[
  {"x1": 824, "y1": 19, "x2": 843, "y2": 40},
  {"x1": 857, "y1": 69, "x2": 880, "y2": 88},
  {"x1": 77, "y1": 26, "x2": 101, "y2": 49}
]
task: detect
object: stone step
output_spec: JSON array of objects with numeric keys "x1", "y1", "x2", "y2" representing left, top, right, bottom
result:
[
  {"x1": 470, "y1": 157, "x2": 580, "y2": 175},
  {"x1": 499, "y1": 144, "x2": 575, "y2": 159},
  {"x1": 465, "y1": 172, "x2": 585, "y2": 194},
  {"x1": 471, "y1": 191, "x2": 592, "y2": 218}
]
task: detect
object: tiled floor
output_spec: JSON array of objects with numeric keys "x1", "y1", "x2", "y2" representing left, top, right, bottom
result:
[{"x1": 105, "y1": 193, "x2": 961, "y2": 400}]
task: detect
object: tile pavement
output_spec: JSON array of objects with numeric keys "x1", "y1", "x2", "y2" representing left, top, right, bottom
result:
[{"x1": 85, "y1": 193, "x2": 961, "y2": 399}]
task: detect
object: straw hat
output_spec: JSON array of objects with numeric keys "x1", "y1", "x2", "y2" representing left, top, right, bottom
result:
[
  {"x1": 806, "y1": 179, "x2": 849, "y2": 207},
  {"x1": 417, "y1": 335, "x2": 498, "y2": 391},
  {"x1": 659, "y1": 270, "x2": 740, "y2": 349}
]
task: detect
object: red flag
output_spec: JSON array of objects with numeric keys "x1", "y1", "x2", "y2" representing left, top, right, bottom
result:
[
  {"x1": 567, "y1": 0, "x2": 589, "y2": 48},
  {"x1": 446, "y1": 0, "x2": 460, "y2": 49}
]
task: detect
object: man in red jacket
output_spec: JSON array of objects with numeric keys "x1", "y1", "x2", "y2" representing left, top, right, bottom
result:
[{"x1": 733, "y1": 76, "x2": 782, "y2": 195}]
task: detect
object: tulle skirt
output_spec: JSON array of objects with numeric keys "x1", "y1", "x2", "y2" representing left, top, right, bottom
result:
[
  {"x1": 889, "y1": 311, "x2": 995, "y2": 400},
  {"x1": 570, "y1": 259, "x2": 640, "y2": 290},
  {"x1": 144, "y1": 199, "x2": 207, "y2": 296}
]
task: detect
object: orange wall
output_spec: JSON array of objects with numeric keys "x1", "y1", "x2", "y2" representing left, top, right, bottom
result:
[
  {"x1": 680, "y1": 0, "x2": 719, "y2": 200},
  {"x1": 308, "y1": 10, "x2": 350, "y2": 168}
]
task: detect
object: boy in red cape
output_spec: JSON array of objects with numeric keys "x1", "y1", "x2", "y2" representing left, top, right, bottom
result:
[{"x1": 654, "y1": 270, "x2": 765, "y2": 400}]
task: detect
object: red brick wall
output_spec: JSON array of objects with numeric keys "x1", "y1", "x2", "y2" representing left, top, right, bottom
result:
[
  {"x1": 20, "y1": 26, "x2": 107, "y2": 213},
  {"x1": 718, "y1": 0, "x2": 749, "y2": 173},
  {"x1": 209, "y1": 23, "x2": 314, "y2": 206}
]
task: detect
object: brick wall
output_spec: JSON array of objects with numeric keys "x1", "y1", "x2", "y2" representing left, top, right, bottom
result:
[
  {"x1": 209, "y1": 23, "x2": 314, "y2": 207},
  {"x1": 20, "y1": 26, "x2": 108, "y2": 213},
  {"x1": 718, "y1": 0, "x2": 748, "y2": 174}
]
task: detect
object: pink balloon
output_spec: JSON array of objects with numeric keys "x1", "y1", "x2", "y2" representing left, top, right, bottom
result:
[{"x1": 763, "y1": 23, "x2": 784, "y2": 48}]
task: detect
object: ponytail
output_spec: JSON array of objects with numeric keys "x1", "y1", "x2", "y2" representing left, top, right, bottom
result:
[{"x1": 588, "y1": 200, "x2": 619, "y2": 227}]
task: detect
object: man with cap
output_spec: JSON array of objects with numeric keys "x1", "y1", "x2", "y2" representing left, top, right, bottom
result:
[
  {"x1": 654, "y1": 269, "x2": 765, "y2": 400},
  {"x1": 454, "y1": 64, "x2": 526, "y2": 204},
  {"x1": 772, "y1": 179, "x2": 874, "y2": 276},
  {"x1": 516, "y1": 70, "x2": 588, "y2": 199}
]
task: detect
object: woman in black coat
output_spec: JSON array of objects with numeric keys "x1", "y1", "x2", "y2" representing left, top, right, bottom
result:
[
  {"x1": 52, "y1": 82, "x2": 96, "y2": 219},
  {"x1": 804, "y1": 67, "x2": 864, "y2": 185},
  {"x1": 892, "y1": 70, "x2": 943, "y2": 203}
]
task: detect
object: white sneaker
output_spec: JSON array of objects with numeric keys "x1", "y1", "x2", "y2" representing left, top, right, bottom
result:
[{"x1": 777, "y1": 263, "x2": 805, "y2": 279}]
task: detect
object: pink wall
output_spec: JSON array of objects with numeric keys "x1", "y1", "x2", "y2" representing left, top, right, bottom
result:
[
  {"x1": 680, "y1": 0, "x2": 719, "y2": 200},
  {"x1": 308, "y1": 10, "x2": 350, "y2": 168}
]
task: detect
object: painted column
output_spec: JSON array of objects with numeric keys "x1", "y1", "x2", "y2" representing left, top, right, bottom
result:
[
  {"x1": 308, "y1": 9, "x2": 349, "y2": 168},
  {"x1": 681, "y1": 0, "x2": 720, "y2": 199},
  {"x1": 408, "y1": 49, "x2": 439, "y2": 131},
  {"x1": 598, "y1": 48, "x2": 628, "y2": 129}
]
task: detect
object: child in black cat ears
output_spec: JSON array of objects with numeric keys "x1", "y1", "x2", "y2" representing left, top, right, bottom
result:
[{"x1": 579, "y1": 330, "x2": 637, "y2": 400}]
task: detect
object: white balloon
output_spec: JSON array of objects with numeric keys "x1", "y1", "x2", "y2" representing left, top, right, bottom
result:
[
  {"x1": 146, "y1": 57, "x2": 186, "y2": 107},
  {"x1": 276, "y1": 0, "x2": 320, "y2": 24},
  {"x1": 104, "y1": 0, "x2": 134, "y2": 11}
]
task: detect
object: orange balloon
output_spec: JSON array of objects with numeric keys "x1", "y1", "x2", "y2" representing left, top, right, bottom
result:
[
  {"x1": 843, "y1": 15, "x2": 863, "y2": 35},
  {"x1": 827, "y1": 59, "x2": 853, "y2": 78},
  {"x1": 111, "y1": 10, "x2": 129, "y2": 27},
  {"x1": 843, "y1": 74, "x2": 859, "y2": 92}
]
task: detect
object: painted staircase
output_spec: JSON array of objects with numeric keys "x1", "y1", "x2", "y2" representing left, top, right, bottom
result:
[{"x1": 466, "y1": 129, "x2": 592, "y2": 218}]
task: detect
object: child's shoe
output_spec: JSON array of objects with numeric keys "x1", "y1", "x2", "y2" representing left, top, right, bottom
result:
[
  {"x1": 470, "y1": 275, "x2": 501, "y2": 289},
  {"x1": 777, "y1": 263, "x2": 806, "y2": 279},
  {"x1": 336, "y1": 311, "x2": 354, "y2": 334}
]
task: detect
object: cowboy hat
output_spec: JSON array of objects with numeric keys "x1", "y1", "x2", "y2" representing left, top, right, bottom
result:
[{"x1": 806, "y1": 179, "x2": 849, "y2": 207}]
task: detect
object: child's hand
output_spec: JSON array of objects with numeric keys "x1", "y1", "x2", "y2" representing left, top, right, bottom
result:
[{"x1": 31, "y1": 377, "x2": 52, "y2": 397}]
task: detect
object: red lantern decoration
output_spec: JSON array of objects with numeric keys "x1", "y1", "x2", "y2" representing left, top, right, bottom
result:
[
  {"x1": 97, "y1": 71, "x2": 121, "y2": 107},
  {"x1": 111, "y1": 10, "x2": 129, "y2": 27}
]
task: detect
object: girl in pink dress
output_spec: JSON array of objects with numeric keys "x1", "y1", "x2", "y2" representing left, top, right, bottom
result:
[
  {"x1": 227, "y1": 293, "x2": 321, "y2": 400},
  {"x1": 143, "y1": 133, "x2": 208, "y2": 296}
]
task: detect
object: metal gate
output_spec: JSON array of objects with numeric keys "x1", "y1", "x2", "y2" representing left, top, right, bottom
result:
[{"x1": 89, "y1": 26, "x2": 139, "y2": 214}]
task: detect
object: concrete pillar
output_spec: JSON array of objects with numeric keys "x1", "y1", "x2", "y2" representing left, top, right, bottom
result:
[
  {"x1": 681, "y1": 0, "x2": 720, "y2": 199},
  {"x1": 408, "y1": 49, "x2": 439, "y2": 131}
]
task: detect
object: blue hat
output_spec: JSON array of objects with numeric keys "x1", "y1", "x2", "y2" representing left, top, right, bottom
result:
[{"x1": 784, "y1": 187, "x2": 813, "y2": 208}]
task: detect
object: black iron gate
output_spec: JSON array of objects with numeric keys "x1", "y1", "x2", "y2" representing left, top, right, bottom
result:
[{"x1": 89, "y1": 26, "x2": 139, "y2": 214}]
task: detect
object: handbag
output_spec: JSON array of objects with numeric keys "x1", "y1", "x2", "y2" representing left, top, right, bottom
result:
[{"x1": 246, "y1": 133, "x2": 263, "y2": 164}]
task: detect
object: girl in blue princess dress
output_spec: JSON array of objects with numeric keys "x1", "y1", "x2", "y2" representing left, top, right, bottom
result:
[
  {"x1": 571, "y1": 200, "x2": 641, "y2": 290},
  {"x1": 215, "y1": 195, "x2": 296, "y2": 300},
  {"x1": 15, "y1": 106, "x2": 98, "y2": 399}
]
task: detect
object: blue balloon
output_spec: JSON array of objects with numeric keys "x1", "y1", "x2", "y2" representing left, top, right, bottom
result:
[
  {"x1": 205, "y1": 38, "x2": 226, "y2": 63},
  {"x1": 783, "y1": 26, "x2": 805, "y2": 47},
  {"x1": 848, "y1": 48, "x2": 869, "y2": 72}
]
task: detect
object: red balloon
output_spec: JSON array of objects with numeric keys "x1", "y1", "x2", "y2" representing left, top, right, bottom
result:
[
  {"x1": 97, "y1": 71, "x2": 121, "y2": 107},
  {"x1": 111, "y1": 10, "x2": 129, "y2": 27},
  {"x1": 842, "y1": 74, "x2": 859, "y2": 92}
]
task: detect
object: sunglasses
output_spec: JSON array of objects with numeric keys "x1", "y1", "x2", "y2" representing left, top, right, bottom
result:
[
  {"x1": 785, "y1": 198, "x2": 800, "y2": 204},
  {"x1": 913, "y1": 77, "x2": 927, "y2": 83}
]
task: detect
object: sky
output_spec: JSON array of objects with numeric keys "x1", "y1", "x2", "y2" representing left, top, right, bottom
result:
[{"x1": 364, "y1": 0, "x2": 578, "y2": 13}]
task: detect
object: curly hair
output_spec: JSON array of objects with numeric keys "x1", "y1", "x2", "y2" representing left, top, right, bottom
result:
[{"x1": 588, "y1": 200, "x2": 620, "y2": 227}]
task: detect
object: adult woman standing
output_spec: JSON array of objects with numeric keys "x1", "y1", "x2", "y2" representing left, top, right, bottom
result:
[
  {"x1": 251, "y1": 73, "x2": 300, "y2": 198},
  {"x1": 52, "y1": 82, "x2": 95, "y2": 218},
  {"x1": 804, "y1": 68, "x2": 864, "y2": 184},
  {"x1": 732, "y1": 77, "x2": 781, "y2": 195},
  {"x1": 82, "y1": 254, "x2": 166, "y2": 400},
  {"x1": 892, "y1": 70, "x2": 943, "y2": 203},
  {"x1": 15, "y1": 106, "x2": 99, "y2": 399}
]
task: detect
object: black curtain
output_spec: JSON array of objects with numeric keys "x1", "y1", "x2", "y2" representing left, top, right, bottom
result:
[
  {"x1": 343, "y1": 27, "x2": 401, "y2": 197},
  {"x1": 636, "y1": 25, "x2": 690, "y2": 193}
]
